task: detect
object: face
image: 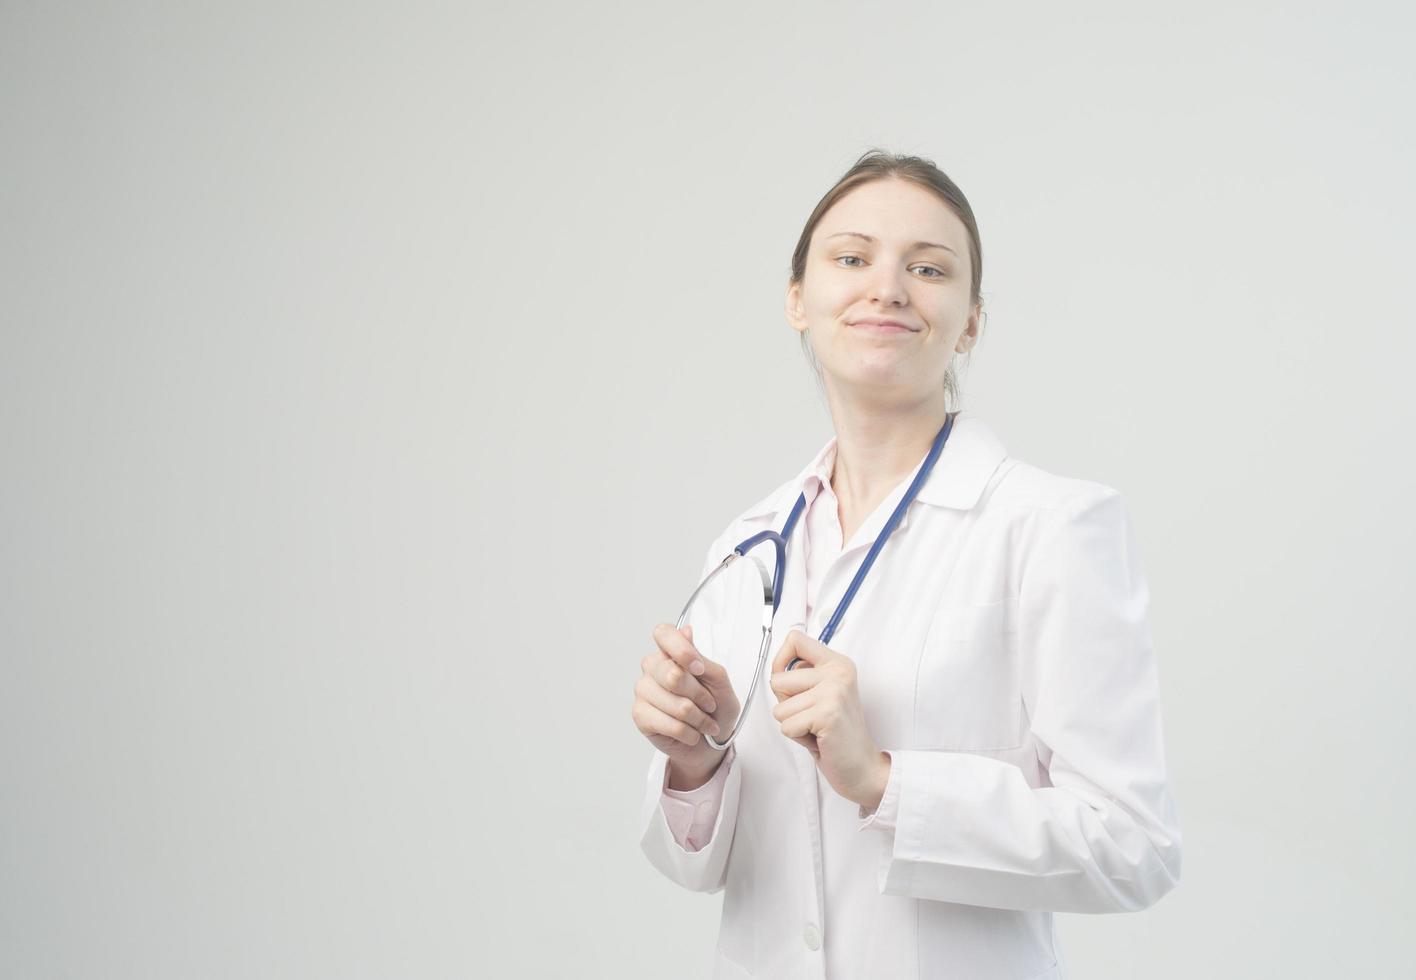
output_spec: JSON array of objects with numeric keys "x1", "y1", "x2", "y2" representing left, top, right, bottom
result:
[{"x1": 785, "y1": 177, "x2": 979, "y2": 401}]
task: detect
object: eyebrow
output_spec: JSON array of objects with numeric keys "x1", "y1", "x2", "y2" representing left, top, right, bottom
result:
[{"x1": 825, "y1": 231, "x2": 958, "y2": 257}]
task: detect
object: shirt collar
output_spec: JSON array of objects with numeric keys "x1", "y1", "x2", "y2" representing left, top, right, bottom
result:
[{"x1": 738, "y1": 411, "x2": 1009, "y2": 522}]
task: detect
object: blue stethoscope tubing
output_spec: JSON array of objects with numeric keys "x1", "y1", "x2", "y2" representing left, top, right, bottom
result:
[{"x1": 674, "y1": 412, "x2": 957, "y2": 751}]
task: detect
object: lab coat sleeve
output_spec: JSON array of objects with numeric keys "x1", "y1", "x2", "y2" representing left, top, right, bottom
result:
[
  {"x1": 637, "y1": 532, "x2": 746, "y2": 893},
  {"x1": 876, "y1": 487, "x2": 1183, "y2": 913},
  {"x1": 661, "y1": 745, "x2": 734, "y2": 850},
  {"x1": 639, "y1": 743, "x2": 742, "y2": 892}
]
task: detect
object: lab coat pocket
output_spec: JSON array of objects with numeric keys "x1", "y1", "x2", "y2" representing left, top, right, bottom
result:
[{"x1": 913, "y1": 598, "x2": 1023, "y2": 750}]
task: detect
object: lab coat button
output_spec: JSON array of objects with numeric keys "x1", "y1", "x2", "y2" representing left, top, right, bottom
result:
[{"x1": 803, "y1": 923, "x2": 822, "y2": 950}]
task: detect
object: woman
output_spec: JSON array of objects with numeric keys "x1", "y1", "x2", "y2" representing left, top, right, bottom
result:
[{"x1": 631, "y1": 150, "x2": 1182, "y2": 979}]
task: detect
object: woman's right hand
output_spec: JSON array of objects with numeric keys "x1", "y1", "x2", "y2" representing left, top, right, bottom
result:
[{"x1": 632, "y1": 622, "x2": 741, "y2": 787}]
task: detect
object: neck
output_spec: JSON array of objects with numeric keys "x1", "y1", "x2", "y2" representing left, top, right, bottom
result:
[{"x1": 825, "y1": 384, "x2": 950, "y2": 511}]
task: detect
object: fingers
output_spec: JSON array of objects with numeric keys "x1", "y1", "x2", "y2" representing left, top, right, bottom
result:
[
  {"x1": 779, "y1": 705, "x2": 818, "y2": 741},
  {"x1": 653, "y1": 622, "x2": 707, "y2": 677},
  {"x1": 770, "y1": 688, "x2": 816, "y2": 726},
  {"x1": 692, "y1": 649, "x2": 733, "y2": 690},
  {"x1": 632, "y1": 700, "x2": 709, "y2": 747},
  {"x1": 644, "y1": 653, "x2": 718, "y2": 716},
  {"x1": 651, "y1": 623, "x2": 719, "y2": 708},
  {"x1": 642, "y1": 627, "x2": 717, "y2": 716},
  {"x1": 769, "y1": 665, "x2": 819, "y2": 701},
  {"x1": 676, "y1": 624, "x2": 733, "y2": 685},
  {"x1": 635, "y1": 673, "x2": 722, "y2": 739},
  {"x1": 677, "y1": 624, "x2": 738, "y2": 691},
  {"x1": 651, "y1": 624, "x2": 737, "y2": 697},
  {"x1": 772, "y1": 631, "x2": 852, "y2": 683},
  {"x1": 771, "y1": 626, "x2": 811, "y2": 675}
]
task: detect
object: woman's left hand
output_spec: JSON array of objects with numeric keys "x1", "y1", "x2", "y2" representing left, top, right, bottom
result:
[{"x1": 770, "y1": 629, "x2": 891, "y2": 810}]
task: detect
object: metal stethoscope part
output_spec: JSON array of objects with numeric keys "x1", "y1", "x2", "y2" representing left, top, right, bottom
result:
[{"x1": 674, "y1": 534, "x2": 785, "y2": 751}]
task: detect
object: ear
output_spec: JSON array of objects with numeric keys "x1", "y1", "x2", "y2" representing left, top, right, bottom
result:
[
  {"x1": 784, "y1": 280, "x2": 808, "y2": 335},
  {"x1": 955, "y1": 301, "x2": 982, "y2": 354}
]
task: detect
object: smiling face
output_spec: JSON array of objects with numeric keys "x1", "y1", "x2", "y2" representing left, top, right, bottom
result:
[{"x1": 785, "y1": 177, "x2": 979, "y2": 401}]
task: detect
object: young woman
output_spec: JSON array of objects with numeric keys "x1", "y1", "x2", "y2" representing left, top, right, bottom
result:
[{"x1": 631, "y1": 150, "x2": 1182, "y2": 979}]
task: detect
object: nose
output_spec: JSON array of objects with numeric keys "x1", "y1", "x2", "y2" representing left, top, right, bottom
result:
[{"x1": 867, "y1": 261, "x2": 909, "y2": 307}]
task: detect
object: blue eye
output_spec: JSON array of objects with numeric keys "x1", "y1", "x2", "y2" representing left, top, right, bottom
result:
[{"x1": 836, "y1": 255, "x2": 945, "y2": 279}]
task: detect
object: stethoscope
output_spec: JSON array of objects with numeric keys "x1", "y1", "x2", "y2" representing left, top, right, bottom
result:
[{"x1": 674, "y1": 412, "x2": 957, "y2": 750}]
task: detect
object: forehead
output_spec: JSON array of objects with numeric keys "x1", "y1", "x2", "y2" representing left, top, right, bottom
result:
[{"x1": 815, "y1": 178, "x2": 967, "y2": 252}]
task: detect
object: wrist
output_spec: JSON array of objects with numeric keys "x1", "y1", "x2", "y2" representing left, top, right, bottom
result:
[
  {"x1": 667, "y1": 752, "x2": 724, "y2": 791},
  {"x1": 860, "y1": 750, "x2": 891, "y2": 810}
]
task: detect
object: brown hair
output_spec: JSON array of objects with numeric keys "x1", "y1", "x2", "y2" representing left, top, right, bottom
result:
[{"x1": 790, "y1": 148, "x2": 985, "y2": 408}]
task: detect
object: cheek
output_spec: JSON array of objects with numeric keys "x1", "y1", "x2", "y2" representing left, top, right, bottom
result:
[
  {"x1": 803, "y1": 279, "x2": 855, "y2": 317},
  {"x1": 933, "y1": 290, "x2": 974, "y2": 323}
]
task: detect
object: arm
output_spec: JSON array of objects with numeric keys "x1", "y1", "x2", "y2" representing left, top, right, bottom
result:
[
  {"x1": 865, "y1": 488, "x2": 1183, "y2": 913},
  {"x1": 637, "y1": 535, "x2": 746, "y2": 893}
]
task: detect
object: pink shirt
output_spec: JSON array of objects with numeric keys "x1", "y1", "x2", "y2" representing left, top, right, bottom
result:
[{"x1": 659, "y1": 438, "x2": 903, "y2": 851}]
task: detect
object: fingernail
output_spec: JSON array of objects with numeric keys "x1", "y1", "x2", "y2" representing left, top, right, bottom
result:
[
  {"x1": 708, "y1": 721, "x2": 721, "y2": 736},
  {"x1": 690, "y1": 660, "x2": 705, "y2": 675}
]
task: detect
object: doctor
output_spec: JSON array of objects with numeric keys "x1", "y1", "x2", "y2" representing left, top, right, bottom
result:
[{"x1": 632, "y1": 150, "x2": 1182, "y2": 980}]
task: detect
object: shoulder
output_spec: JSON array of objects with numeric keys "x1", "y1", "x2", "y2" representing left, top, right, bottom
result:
[
  {"x1": 987, "y1": 458, "x2": 1124, "y2": 519},
  {"x1": 980, "y1": 458, "x2": 1139, "y2": 578}
]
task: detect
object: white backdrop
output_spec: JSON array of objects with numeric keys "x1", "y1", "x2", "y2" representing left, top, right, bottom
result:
[{"x1": 2, "y1": 2, "x2": 1413, "y2": 977}]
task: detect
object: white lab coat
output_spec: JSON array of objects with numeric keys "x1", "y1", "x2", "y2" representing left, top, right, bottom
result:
[{"x1": 638, "y1": 412, "x2": 1182, "y2": 979}]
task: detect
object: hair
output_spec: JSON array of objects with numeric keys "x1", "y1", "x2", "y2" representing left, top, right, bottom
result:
[{"x1": 790, "y1": 148, "x2": 985, "y2": 411}]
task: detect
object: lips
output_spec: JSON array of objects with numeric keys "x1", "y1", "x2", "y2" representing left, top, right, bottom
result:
[{"x1": 849, "y1": 318, "x2": 918, "y2": 333}]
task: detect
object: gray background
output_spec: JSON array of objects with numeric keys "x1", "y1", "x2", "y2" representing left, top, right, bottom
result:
[{"x1": 2, "y1": 1, "x2": 1412, "y2": 977}]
